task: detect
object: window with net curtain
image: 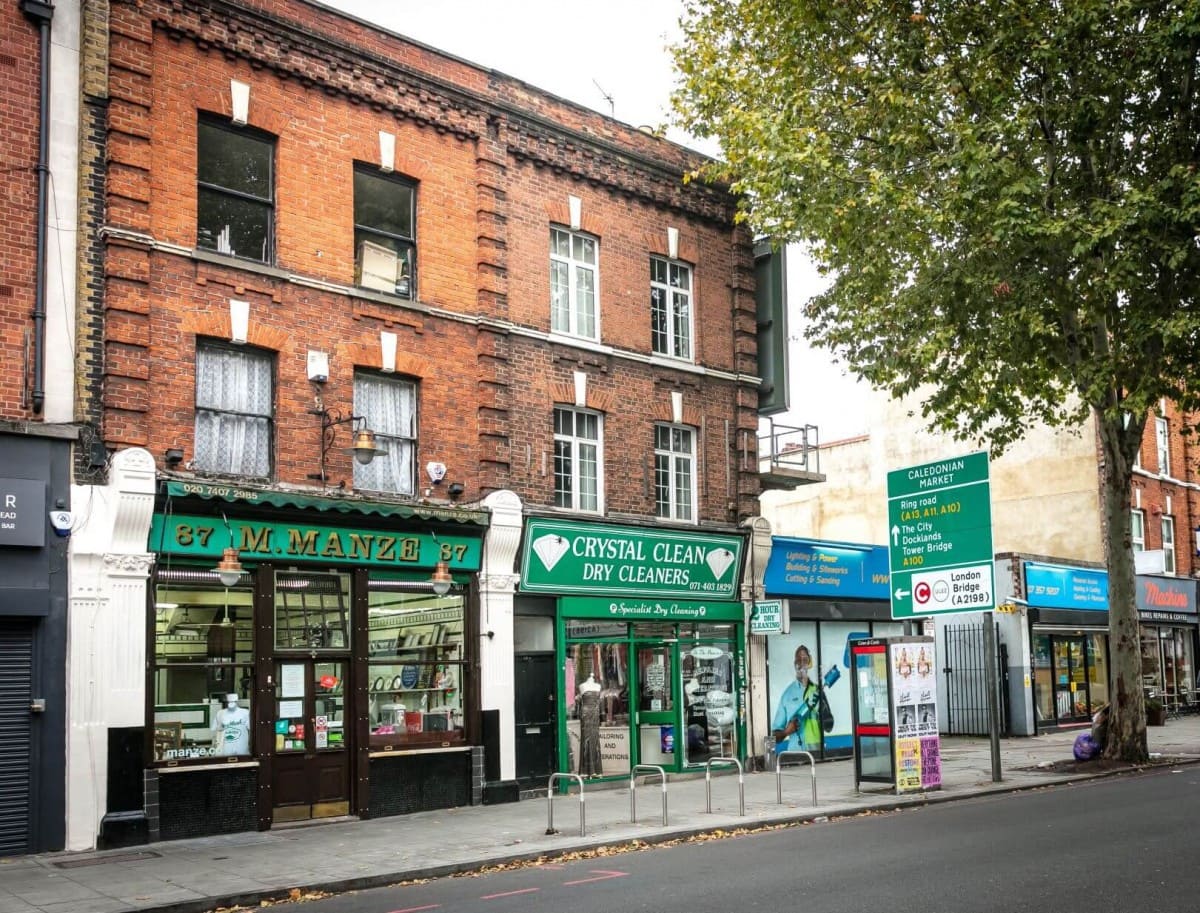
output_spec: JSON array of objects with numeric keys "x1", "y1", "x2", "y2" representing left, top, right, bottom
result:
[
  {"x1": 354, "y1": 371, "x2": 417, "y2": 494},
  {"x1": 193, "y1": 342, "x2": 274, "y2": 477}
]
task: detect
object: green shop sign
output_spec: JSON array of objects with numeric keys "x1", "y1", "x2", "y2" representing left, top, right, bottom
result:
[
  {"x1": 560, "y1": 597, "x2": 744, "y2": 622},
  {"x1": 520, "y1": 517, "x2": 744, "y2": 599},
  {"x1": 150, "y1": 513, "x2": 481, "y2": 570}
]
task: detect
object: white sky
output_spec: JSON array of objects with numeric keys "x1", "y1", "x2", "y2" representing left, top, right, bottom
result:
[{"x1": 320, "y1": 0, "x2": 870, "y2": 442}]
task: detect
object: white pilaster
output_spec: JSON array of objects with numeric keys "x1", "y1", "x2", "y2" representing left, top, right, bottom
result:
[
  {"x1": 66, "y1": 448, "x2": 157, "y2": 850},
  {"x1": 478, "y1": 489, "x2": 523, "y2": 781}
]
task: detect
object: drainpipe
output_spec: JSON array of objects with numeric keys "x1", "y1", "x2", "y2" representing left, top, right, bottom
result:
[{"x1": 21, "y1": 0, "x2": 54, "y2": 414}]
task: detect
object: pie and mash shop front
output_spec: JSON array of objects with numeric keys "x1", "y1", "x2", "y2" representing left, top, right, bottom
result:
[
  {"x1": 519, "y1": 518, "x2": 748, "y2": 779},
  {"x1": 145, "y1": 485, "x2": 486, "y2": 840}
]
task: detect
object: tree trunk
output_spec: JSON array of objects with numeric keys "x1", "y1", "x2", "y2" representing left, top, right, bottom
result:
[{"x1": 1095, "y1": 409, "x2": 1148, "y2": 762}]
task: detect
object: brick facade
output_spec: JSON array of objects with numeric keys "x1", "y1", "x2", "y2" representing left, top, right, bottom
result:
[
  {"x1": 97, "y1": 0, "x2": 761, "y2": 524},
  {"x1": 1131, "y1": 404, "x2": 1200, "y2": 577},
  {"x1": 0, "y1": 8, "x2": 41, "y2": 420}
]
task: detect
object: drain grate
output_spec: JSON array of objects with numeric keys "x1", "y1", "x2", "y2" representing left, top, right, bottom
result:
[{"x1": 52, "y1": 851, "x2": 161, "y2": 869}]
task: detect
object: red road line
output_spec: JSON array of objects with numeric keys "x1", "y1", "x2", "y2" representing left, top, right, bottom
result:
[
  {"x1": 386, "y1": 906, "x2": 441, "y2": 913},
  {"x1": 481, "y1": 887, "x2": 542, "y2": 900},
  {"x1": 562, "y1": 869, "x2": 629, "y2": 886}
]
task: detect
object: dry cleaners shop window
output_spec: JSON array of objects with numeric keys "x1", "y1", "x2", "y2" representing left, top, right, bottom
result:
[
  {"x1": 367, "y1": 574, "x2": 465, "y2": 748},
  {"x1": 153, "y1": 569, "x2": 255, "y2": 763}
]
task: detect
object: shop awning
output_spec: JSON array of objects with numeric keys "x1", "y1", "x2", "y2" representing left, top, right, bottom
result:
[{"x1": 162, "y1": 480, "x2": 490, "y2": 527}]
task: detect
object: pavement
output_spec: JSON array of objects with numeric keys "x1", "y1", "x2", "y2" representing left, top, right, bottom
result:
[{"x1": 4, "y1": 717, "x2": 1200, "y2": 913}]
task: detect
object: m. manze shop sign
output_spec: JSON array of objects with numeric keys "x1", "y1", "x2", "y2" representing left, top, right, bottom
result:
[
  {"x1": 519, "y1": 518, "x2": 744, "y2": 600},
  {"x1": 149, "y1": 513, "x2": 480, "y2": 569}
]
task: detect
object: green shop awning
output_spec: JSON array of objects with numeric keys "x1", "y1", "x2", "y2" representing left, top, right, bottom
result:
[{"x1": 163, "y1": 479, "x2": 489, "y2": 527}]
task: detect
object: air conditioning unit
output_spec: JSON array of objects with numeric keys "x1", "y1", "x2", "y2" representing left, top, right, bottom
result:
[{"x1": 357, "y1": 240, "x2": 399, "y2": 293}]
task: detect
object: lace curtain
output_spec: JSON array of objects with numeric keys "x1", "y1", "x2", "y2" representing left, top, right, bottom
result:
[
  {"x1": 194, "y1": 345, "x2": 273, "y2": 476},
  {"x1": 354, "y1": 374, "x2": 416, "y2": 494}
]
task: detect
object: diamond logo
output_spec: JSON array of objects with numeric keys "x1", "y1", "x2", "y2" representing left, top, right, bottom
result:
[
  {"x1": 705, "y1": 547, "x2": 735, "y2": 581},
  {"x1": 531, "y1": 534, "x2": 570, "y2": 572}
]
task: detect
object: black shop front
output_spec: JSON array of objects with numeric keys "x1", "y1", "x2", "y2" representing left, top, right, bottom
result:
[{"x1": 143, "y1": 481, "x2": 487, "y2": 840}]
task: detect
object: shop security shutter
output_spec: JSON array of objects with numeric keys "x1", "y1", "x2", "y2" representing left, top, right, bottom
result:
[{"x1": 0, "y1": 623, "x2": 33, "y2": 856}]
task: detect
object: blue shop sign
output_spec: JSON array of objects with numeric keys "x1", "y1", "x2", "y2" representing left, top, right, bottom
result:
[
  {"x1": 1024, "y1": 562, "x2": 1108, "y2": 610},
  {"x1": 765, "y1": 537, "x2": 891, "y2": 600}
]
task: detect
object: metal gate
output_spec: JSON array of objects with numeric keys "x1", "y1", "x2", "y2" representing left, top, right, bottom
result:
[
  {"x1": 941, "y1": 621, "x2": 1009, "y2": 737},
  {"x1": 0, "y1": 622, "x2": 33, "y2": 856}
]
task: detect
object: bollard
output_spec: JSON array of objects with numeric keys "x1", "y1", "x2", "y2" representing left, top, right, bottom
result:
[
  {"x1": 546, "y1": 772, "x2": 585, "y2": 836},
  {"x1": 774, "y1": 750, "x2": 817, "y2": 806},
  {"x1": 630, "y1": 764, "x2": 668, "y2": 826},
  {"x1": 704, "y1": 756, "x2": 744, "y2": 816}
]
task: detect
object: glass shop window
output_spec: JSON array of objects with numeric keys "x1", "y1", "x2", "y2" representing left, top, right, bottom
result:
[
  {"x1": 367, "y1": 575, "x2": 466, "y2": 748},
  {"x1": 565, "y1": 641, "x2": 631, "y2": 778},
  {"x1": 152, "y1": 569, "x2": 255, "y2": 763}
]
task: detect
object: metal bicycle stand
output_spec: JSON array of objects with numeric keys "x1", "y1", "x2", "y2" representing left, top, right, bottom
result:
[
  {"x1": 704, "y1": 756, "x2": 744, "y2": 816},
  {"x1": 546, "y1": 772, "x2": 585, "y2": 836},
  {"x1": 774, "y1": 750, "x2": 817, "y2": 806},
  {"x1": 629, "y1": 764, "x2": 668, "y2": 826}
]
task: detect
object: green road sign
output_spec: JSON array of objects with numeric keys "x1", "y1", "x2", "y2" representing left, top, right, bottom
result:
[{"x1": 886, "y1": 452, "x2": 995, "y2": 618}]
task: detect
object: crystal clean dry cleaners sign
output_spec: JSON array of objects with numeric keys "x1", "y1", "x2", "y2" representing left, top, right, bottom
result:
[{"x1": 519, "y1": 518, "x2": 744, "y2": 599}]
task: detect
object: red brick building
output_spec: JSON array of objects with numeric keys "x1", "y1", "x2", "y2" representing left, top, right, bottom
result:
[{"x1": 69, "y1": 0, "x2": 767, "y2": 848}]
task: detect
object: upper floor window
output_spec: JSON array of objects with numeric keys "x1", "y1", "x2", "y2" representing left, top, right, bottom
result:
[
  {"x1": 554, "y1": 406, "x2": 602, "y2": 512},
  {"x1": 650, "y1": 257, "x2": 693, "y2": 360},
  {"x1": 354, "y1": 166, "x2": 416, "y2": 299},
  {"x1": 1155, "y1": 417, "x2": 1170, "y2": 476},
  {"x1": 194, "y1": 342, "x2": 273, "y2": 477},
  {"x1": 550, "y1": 228, "x2": 598, "y2": 339},
  {"x1": 1161, "y1": 515, "x2": 1176, "y2": 575},
  {"x1": 196, "y1": 118, "x2": 274, "y2": 263},
  {"x1": 353, "y1": 372, "x2": 417, "y2": 495},
  {"x1": 655, "y1": 424, "x2": 696, "y2": 522},
  {"x1": 1130, "y1": 509, "x2": 1145, "y2": 551}
]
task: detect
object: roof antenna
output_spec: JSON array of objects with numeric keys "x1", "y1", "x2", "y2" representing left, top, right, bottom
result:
[{"x1": 592, "y1": 78, "x2": 615, "y2": 117}]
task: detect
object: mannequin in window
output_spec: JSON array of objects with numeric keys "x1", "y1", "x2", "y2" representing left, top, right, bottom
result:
[
  {"x1": 213, "y1": 693, "x2": 251, "y2": 757},
  {"x1": 577, "y1": 673, "x2": 602, "y2": 776}
]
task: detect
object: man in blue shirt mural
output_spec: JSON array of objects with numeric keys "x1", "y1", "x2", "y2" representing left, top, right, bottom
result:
[{"x1": 773, "y1": 644, "x2": 821, "y2": 752}]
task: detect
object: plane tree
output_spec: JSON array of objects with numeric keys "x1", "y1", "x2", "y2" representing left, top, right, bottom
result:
[{"x1": 672, "y1": 0, "x2": 1200, "y2": 760}]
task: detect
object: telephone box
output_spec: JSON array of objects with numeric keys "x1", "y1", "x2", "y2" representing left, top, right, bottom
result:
[{"x1": 849, "y1": 636, "x2": 941, "y2": 794}]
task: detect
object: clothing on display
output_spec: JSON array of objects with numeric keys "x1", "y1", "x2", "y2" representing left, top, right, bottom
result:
[
  {"x1": 577, "y1": 674, "x2": 603, "y2": 776},
  {"x1": 213, "y1": 693, "x2": 251, "y2": 756}
]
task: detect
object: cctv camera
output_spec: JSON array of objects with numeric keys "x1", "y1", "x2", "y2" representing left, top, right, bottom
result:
[{"x1": 48, "y1": 510, "x2": 73, "y2": 537}]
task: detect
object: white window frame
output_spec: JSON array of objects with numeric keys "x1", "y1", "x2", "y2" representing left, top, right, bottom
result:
[
  {"x1": 654, "y1": 423, "x2": 697, "y2": 522},
  {"x1": 1156, "y1": 416, "x2": 1170, "y2": 476},
  {"x1": 550, "y1": 227, "x2": 599, "y2": 340},
  {"x1": 193, "y1": 342, "x2": 274, "y2": 477},
  {"x1": 353, "y1": 372, "x2": 417, "y2": 495},
  {"x1": 553, "y1": 406, "x2": 603, "y2": 513},
  {"x1": 1161, "y1": 515, "x2": 1176, "y2": 575},
  {"x1": 1130, "y1": 509, "x2": 1145, "y2": 552},
  {"x1": 650, "y1": 256, "x2": 693, "y2": 361}
]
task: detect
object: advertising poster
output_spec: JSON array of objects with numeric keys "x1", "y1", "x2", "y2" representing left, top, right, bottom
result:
[
  {"x1": 890, "y1": 641, "x2": 941, "y2": 791},
  {"x1": 767, "y1": 623, "x2": 865, "y2": 755}
]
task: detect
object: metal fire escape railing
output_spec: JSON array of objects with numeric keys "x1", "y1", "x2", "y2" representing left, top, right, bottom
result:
[{"x1": 757, "y1": 419, "x2": 822, "y2": 479}]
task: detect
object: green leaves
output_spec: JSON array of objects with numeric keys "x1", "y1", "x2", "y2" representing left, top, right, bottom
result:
[{"x1": 671, "y1": 0, "x2": 1200, "y2": 442}]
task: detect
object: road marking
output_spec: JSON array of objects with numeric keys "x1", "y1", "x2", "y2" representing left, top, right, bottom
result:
[
  {"x1": 481, "y1": 887, "x2": 541, "y2": 900},
  {"x1": 562, "y1": 869, "x2": 629, "y2": 886},
  {"x1": 386, "y1": 906, "x2": 441, "y2": 913}
]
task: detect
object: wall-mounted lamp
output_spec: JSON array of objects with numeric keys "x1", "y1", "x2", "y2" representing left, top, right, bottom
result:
[
  {"x1": 214, "y1": 547, "x2": 245, "y2": 587},
  {"x1": 307, "y1": 407, "x2": 388, "y2": 484},
  {"x1": 447, "y1": 482, "x2": 465, "y2": 499},
  {"x1": 430, "y1": 560, "x2": 453, "y2": 596},
  {"x1": 164, "y1": 448, "x2": 184, "y2": 467}
]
